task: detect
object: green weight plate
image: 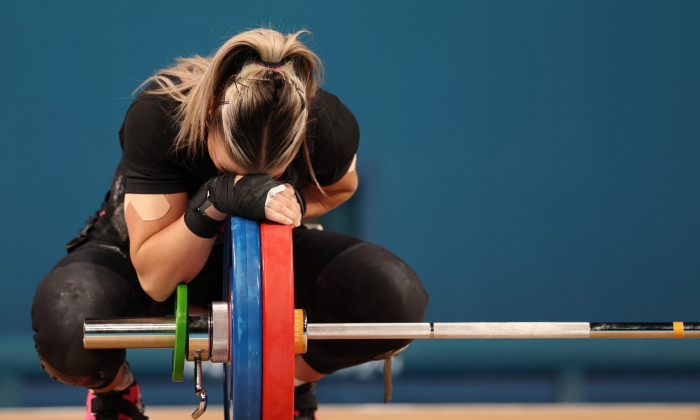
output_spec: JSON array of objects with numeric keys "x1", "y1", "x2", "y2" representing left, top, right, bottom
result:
[{"x1": 172, "y1": 283, "x2": 188, "y2": 382}]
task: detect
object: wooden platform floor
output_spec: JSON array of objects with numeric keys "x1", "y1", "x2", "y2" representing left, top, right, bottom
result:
[{"x1": 3, "y1": 404, "x2": 700, "y2": 420}]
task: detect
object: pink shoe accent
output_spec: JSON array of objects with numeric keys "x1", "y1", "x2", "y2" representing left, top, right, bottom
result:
[
  {"x1": 84, "y1": 390, "x2": 95, "y2": 420},
  {"x1": 84, "y1": 382, "x2": 145, "y2": 420},
  {"x1": 293, "y1": 409, "x2": 317, "y2": 419}
]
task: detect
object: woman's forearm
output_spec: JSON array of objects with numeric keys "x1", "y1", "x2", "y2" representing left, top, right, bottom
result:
[
  {"x1": 130, "y1": 216, "x2": 217, "y2": 302},
  {"x1": 301, "y1": 169, "x2": 358, "y2": 219},
  {"x1": 125, "y1": 192, "x2": 222, "y2": 302}
]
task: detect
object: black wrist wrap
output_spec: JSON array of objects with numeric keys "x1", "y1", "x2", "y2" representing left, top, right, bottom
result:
[{"x1": 184, "y1": 179, "x2": 224, "y2": 238}]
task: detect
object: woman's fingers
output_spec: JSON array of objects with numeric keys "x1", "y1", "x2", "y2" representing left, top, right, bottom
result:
[
  {"x1": 264, "y1": 185, "x2": 301, "y2": 226},
  {"x1": 281, "y1": 184, "x2": 301, "y2": 213}
]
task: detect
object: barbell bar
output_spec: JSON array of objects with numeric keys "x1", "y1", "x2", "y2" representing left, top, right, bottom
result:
[{"x1": 84, "y1": 317, "x2": 700, "y2": 352}]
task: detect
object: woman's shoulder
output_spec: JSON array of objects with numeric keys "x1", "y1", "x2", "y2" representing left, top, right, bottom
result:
[
  {"x1": 306, "y1": 88, "x2": 360, "y2": 186},
  {"x1": 131, "y1": 81, "x2": 180, "y2": 114},
  {"x1": 120, "y1": 83, "x2": 183, "y2": 172},
  {"x1": 309, "y1": 88, "x2": 359, "y2": 146}
]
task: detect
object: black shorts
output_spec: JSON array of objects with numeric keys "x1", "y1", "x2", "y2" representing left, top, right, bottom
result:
[{"x1": 31, "y1": 227, "x2": 428, "y2": 388}]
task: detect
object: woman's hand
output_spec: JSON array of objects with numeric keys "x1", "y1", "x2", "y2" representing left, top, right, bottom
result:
[
  {"x1": 193, "y1": 173, "x2": 303, "y2": 227},
  {"x1": 264, "y1": 183, "x2": 302, "y2": 227}
]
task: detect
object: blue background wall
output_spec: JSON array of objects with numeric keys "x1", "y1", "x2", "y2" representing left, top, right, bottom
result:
[{"x1": 2, "y1": 0, "x2": 700, "y2": 407}]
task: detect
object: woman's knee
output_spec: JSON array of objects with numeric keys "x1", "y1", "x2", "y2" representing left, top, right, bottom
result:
[
  {"x1": 315, "y1": 242, "x2": 429, "y2": 323},
  {"x1": 31, "y1": 249, "x2": 133, "y2": 388}
]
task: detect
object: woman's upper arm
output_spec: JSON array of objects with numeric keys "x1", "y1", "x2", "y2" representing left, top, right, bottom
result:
[
  {"x1": 124, "y1": 192, "x2": 189, "y2": 255},
  {"x1": 121, "y1": 98, "x2": 190, "y2": 254}
]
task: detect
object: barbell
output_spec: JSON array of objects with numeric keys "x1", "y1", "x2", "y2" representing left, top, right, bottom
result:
[{"x1": 83, "y1": 217, "x2": 700, "y2": 419}]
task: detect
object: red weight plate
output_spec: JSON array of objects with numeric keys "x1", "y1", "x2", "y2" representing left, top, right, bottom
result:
[{"x1": 260, "y1": 222, "x2": 295, "y2": 420}]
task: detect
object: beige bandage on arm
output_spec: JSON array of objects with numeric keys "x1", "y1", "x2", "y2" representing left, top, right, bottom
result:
[
  {"x1": 348, "y1": 154, "x2": 357, "y2": 172},
  {"x1": 124, "y1": 193, "x2": 171, "y2": 221}
]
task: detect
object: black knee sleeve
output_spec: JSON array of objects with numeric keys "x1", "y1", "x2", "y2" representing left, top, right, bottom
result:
[
  {"x1": 315, "y1": 242, "x2": 429, "y2": 323},
  {"x1": 303, "y1": 242, "x2": 429, "y2": 374},
  {"x1": 31, "y1": 245, "x2": 142, "y2": 389}
]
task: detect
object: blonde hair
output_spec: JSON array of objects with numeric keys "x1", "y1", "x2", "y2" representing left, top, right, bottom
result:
[{"x1": 141, "y1": 28, "x2": 323, "y2": 176}]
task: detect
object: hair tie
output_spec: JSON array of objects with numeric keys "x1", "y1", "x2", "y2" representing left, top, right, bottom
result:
[{"x1": 257, "y1": 59, "x2": 288, "y2": 70}]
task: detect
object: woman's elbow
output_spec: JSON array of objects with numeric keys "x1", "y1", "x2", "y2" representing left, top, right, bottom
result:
[
  {"x1": 343, "y1": 169, "x2": 359, "y2": 197},
  {"x1": 138, "y1": 274, "x2": 173, "y2": 302},
  {"x1": 130, "y1": 248, "x2": 183, "y2": 302},
  {"x1": 341, "y1": 183, "x2": 358, "y2": 203}
]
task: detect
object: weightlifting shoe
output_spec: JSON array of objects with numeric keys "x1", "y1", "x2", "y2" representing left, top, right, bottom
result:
[
  {"x1": 85, "y1": 381, "x2": 147, "y2": 420},
  {"x1": 293, "y1": 382, "x2": 318, "y2": 420}
]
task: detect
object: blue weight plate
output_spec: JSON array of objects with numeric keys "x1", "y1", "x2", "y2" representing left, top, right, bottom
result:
[
  {"x1": 223, "y1": 217, "x2": 232, "y2": 420},
  {"x1": 224, "y1": 217, "x2": 263, "y2": 420}
]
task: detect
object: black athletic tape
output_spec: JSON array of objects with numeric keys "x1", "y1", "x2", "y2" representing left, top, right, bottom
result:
[
  {"x1": 184, "y1": 178, "x2": 224, "y2": 238},
  {"x1": 228, "y1": 174, "x2": 283, "y2": 220},
  {"x1": 206, "y1": 173, "x2": 238, "y2": 214}
]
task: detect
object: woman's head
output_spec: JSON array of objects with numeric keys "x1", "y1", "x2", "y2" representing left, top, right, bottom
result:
[
  {"x1": 146, "y1": 29, "x2": 322, "y2": 177},
  {"x1": 208, "y1": 58, "x2": 309, "y2": 176}
]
